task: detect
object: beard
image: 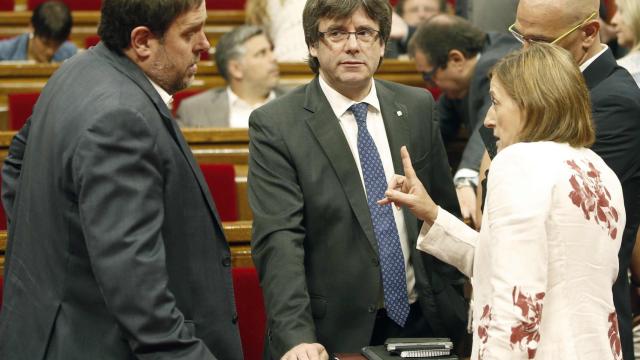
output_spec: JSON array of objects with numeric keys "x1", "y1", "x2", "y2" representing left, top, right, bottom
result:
[{"x1": 148, "y1": 45, "x2": 198, "y2": 95}]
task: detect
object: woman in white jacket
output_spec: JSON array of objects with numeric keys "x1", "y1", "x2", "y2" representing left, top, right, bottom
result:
[{"x1": 380, "y1": 43, "x2": 626, "y2": 359}]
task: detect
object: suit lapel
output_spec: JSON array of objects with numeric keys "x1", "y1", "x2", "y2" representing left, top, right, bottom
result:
[
  {"x1": 303, "y1": 77, "x2": 379, "y2": 252},
  {"x1": 94, "y1": 43, "x2": 223, "y2": 227},
  {"x1": 583, "y1": 48, "x2": 617, "y2": 90},
  {"x1": 375, "y1": 81, "x2": 419, "y2": 242}
]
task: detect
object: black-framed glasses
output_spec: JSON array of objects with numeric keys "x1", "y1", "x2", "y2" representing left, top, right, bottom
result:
[
  {"x1": 422, "y1": 67, "x2": 438, "y2": 85},
  {"x1": 318, "y1": 29, "x2": 381, "y2": 44},
  {"x1": 508, "y1": 11, "x2": 597, "y2": 45}
]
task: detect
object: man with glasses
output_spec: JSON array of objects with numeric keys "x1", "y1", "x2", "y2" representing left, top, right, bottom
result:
[
  {"x1": 479, "y1": 0, "x2": 640, "y2": 358},
  {"x1": 248, "y1": 0, "x2": 469, "y2": 358},
  {"x1": 409, "y1": 14, "x2": 519, "y2": 227}
]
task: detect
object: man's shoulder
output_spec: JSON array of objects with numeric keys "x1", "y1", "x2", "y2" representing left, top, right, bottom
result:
[
  {"x1": 591, "y1": 65, "x2": 640, "y2": 109},
  {"x1": 181, "y1": 87, "x2": 227, "y2": 107},
  {"x1": 0, "y1": 34, "x2": 25, "y2": 60},
  {"x1": 375, "y1": 78, "x2": 432, "y2": 102}
]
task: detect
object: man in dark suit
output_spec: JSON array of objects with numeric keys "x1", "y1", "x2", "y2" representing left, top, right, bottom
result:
[
  {"x1": 480, "y1": 0, "x2": 640, "y2": 358},
  {"x1": 0, "y1": 0, "x2": 243, "y2": 359},
  {"x1": 409, "y1": 14, "x2": 519, "y2": 226},
  {"x1": 248, "y1": 0, "x2": 468, "y2": 359}
]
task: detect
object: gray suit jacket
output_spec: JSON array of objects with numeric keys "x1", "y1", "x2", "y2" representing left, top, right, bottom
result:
[
  {"x1": 177, "y1": 86, "x2": 287, "y2": 128},
  {"x1": 0, "y1": 43, "x2": 243, "y2": 360},
  {"x1": 248, "y1": 77, "x2": 468, "y2": 358}
]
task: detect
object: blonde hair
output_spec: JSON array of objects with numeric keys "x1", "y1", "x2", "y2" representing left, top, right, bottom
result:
[
  {"x1": 491, "y1": 43, "x2": 595, "y2": 147},
  {"x1": 616, "y1": 0, "x2": 640, "y2": 51}
]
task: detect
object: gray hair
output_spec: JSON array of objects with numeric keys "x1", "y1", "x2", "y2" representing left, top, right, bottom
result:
[{"x1": 215, "y1": 25, "x2": 270, "y2": 81}]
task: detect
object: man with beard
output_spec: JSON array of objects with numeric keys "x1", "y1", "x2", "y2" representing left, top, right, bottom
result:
[
  {"x1": 177, "y1": 25, "x2": 285, "y2": 128},
  {"x1": 0, "y1": 0, "x2": 243, "y2": 359}
]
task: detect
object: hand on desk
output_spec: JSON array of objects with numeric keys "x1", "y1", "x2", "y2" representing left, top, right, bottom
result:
[
  {"x1": 282, "y1": 343, "x2": 328, "y2": 360},
  {"x1": 378, "y1": 146, "x2": 438, "y2": 224}
]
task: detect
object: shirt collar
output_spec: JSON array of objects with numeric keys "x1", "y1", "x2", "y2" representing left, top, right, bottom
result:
[
  {"x1": 580, "y1": 44, "x2": 608, "y2": 72},
  {"x1": 227, "y1": 87, "x2": 277, "y2": 108},
  {"x1": 318, "y1": 75, "x2": 381, "y2": 119},
  {"x1": 145, "y1": 76, "x2": 174, "y2": 109}
]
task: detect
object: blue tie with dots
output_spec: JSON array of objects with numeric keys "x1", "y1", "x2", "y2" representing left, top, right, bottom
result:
[{"x1": 349, "y1": 102, "x2": 410, "y2": 327}]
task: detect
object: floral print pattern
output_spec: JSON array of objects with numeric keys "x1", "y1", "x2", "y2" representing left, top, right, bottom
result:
[
  {"x1": 477, "y1": 304, "x2": 492, "y2": 360},
  {"x1": 609, "y1": 312, "x2": 623, "y2": 360},
  {"x1": 566, "y1": 159, "x2": 620, "y2": 239},
  {"x1": 510, "y1": 287, "x2": 545, "y2": 359}
]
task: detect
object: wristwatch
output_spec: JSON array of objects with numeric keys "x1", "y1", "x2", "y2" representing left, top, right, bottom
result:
[{"x1": 454, "y1": 177, "x2": 475, "y2": 189}]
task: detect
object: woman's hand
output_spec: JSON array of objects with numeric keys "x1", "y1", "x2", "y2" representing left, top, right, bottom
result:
[{"x1": 378, "y1": 146, "x2": 439, "y2": 224}]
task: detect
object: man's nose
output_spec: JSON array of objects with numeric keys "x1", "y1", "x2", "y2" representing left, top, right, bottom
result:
[{"x1": 344, "y1": 33, "x2": 360, "y2": 52}]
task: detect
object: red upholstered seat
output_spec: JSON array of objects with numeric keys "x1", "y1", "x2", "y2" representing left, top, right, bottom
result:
[
  {"x1": 198, "y1": 163, "x2": 238, "y2": 221},
  {"x1": 28, "y1": 0, "x2": 101, "y2": 10},
  {"x1": 0, "y1": 0, "x2": 14, "y2": 11},
  {"x1": 8, "y1": 92, "x2": 40, "y2": 131},
  {"x1": 206, "y1": 0, "x2": 245, "y2": 10},
  {"x1": 232, "y1": 267, "x2": 266, "y2": 360},
  {"x1": 84, "y1": 34, "x2": 100, "y2": 49},
  {"x1": 0, "y1": 173, "x2": 6, "y2": 231},
  {"x1": 172, "y1": 89, "x2": 204, "y2": 117}
]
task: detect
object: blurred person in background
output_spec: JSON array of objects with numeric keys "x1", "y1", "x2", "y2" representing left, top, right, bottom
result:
[
  {"x1": 0, "y1": 1, "x2": 77, "y2": 63},
  {"x1": 611, "y1": 0, "x2": 640, "y2": 86},
  {"x1": 245, "y1": 0, "x2": 307, "y2": 61},
  {"x1": 177, "y1": 25, "x2": 285, "y2": 127}
]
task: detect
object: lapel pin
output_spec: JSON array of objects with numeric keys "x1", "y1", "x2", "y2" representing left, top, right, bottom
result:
[{"x1": 396, "y1": 110, "x2": 403, "y2": 116}]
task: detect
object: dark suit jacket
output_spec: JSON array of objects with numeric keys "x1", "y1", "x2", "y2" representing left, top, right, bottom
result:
[
  {"x1": 480, "y1": 48, "x2": 640, "y2": 360},
  {"x1": 438, "y1": 32, "x2": 519, "y2": 172},
  {"x1": 248, "y1": 77, "x2": 468, "y2": 358},
  {"x1": 0, "y1": 43, "x2": 243, "y2": 360}
]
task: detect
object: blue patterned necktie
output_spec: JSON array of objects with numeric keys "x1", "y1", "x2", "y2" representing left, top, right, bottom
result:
[{"x1": 349, "y1": 102, "x2": 410, "y2": 327}]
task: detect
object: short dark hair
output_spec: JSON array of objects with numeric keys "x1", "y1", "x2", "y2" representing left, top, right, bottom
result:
[
  {"x1": 31, "y1": 1, "x2": 73, "y2": 44},
  {"x1": 395, "y1": 0, "x2": 447, "y2": 17},
  {"x1": 409, "y1": 15, "x2": 485, "y2": 69},
  {"x1": 302, "y1": 0, "x2": 392, "y2": 73},
  {"x1": 215, "y1": 25, "x2": 269, "y2": 82},
  {"x1": 98, "y1": 0, "x2": 203, "y2": 54}
]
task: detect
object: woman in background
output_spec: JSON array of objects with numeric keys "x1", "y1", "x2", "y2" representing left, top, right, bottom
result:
[
  {"x1": 381, "y1": 43, "x2": 626, "y2": 359},
  {"x1": 611, "y1": 0, "x2": 640, "y2": 86},
  {"x1": 245, "y1": 0, "x2": 307, "y2": 62}
]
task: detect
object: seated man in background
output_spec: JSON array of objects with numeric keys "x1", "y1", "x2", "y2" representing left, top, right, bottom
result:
[
  {"x1": 409, "y1": 14, "x2": 519, "y2": 226},
  {"x1": 177, "y1": 25, "x2": 284, "y2": 127},
  {"x1": 0, "y1": 1, "x2": 77, "y2": 63}
]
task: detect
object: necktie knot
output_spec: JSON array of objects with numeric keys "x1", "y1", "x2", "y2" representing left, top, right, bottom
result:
[{"x1": 349, "y1": 102, "x2": 369, "y2": 125}]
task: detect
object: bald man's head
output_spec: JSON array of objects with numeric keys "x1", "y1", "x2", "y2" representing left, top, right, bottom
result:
[{"x1": 514, "y1": 0, "x2": 602, "y2": 65}]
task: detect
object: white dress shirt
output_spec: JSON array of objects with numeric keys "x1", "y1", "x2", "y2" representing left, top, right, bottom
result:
[
  {"x1": 227, "y1": 87, "x2": 276, "y2": 128},
  {"x1": 147, "y1": 77, "x2": 174, "y2": 109},
  {"x1": 318, "y1": 75, "x2": 417, "y2": 304}
]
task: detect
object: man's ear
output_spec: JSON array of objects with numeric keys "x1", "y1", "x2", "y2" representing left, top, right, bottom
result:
[
  {"x1": 228, "y1": 59, "x2": 244, "y2": 81},
  {"x1": 581, "y1": 19, "x2": 600, "y2": 47},
  {"x1": 447, "y1": 49, "x2": 467, "y2": 70},
  {"x1": 309, "y1": 43, "x2": 319, "y2": 58},
  {"x1": 129, "y1": 26, "x2": 155, "y2": 59}
]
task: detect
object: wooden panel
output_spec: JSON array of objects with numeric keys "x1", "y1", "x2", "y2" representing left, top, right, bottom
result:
[
  {"x1": 0, "y1": 220, "x2": 253, "y2": 273},
  {"x1": 0, "y1": 10, "x2": 244, "y2": 49}
]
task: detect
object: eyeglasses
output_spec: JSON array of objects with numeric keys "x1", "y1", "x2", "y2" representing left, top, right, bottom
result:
[
  {"x1": 422, "y1": 67, "x2": 438, "y2": 85},
  {"x1": 508, "y1": 11, "x2": 597, "y2": 45},
  {"x1": 318, "y1": 29, "x2": 381, "y2": 44}
]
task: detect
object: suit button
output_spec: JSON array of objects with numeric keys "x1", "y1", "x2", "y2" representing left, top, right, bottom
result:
[
  {"x1": 232, "y1": 313, "x2": 238, "y2": 324},
  {"x1": 372, "y1": 258, "x2": 379, "y2": 266},
  {"x1": 222, "y1": 257, "x2": 231, "y2": 267},
  {"x1": 368, "y1": 305, "x2": 376, "y2": 313}
]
